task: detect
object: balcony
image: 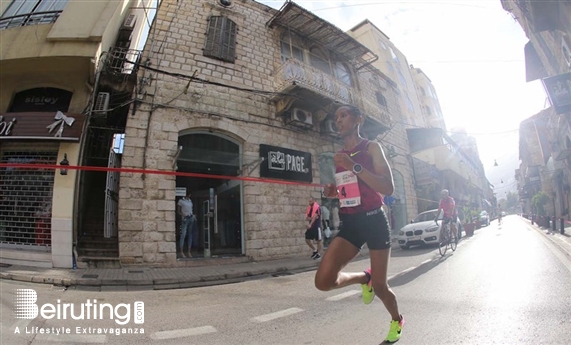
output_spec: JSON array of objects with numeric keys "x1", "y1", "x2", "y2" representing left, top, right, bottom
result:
[
  {"x1": 0, "y1": 11, "x2": 62, "y2": 30},
  {"x1": 101, "y1": 47, "x2": 141, "y2": 81},
  {"x1": 273, "y1": 59, "x2": 355, "y2": 109}
]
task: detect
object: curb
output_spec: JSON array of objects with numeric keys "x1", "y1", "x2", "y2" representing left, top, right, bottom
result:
[
  {"x1": 0, "y1": 261, "x2": 322, "y2": 291},
  {"x1": 523, "y1": 218, "x2": 571, "y2": 260}
]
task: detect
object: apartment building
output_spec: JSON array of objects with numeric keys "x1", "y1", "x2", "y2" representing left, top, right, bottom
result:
[
  {"x1": 348, "y1": 19, "x2": 492, "y2": 217},
  {"x1": 501, "y1": 0, "x2": 571, "y2": 224},
  {"x1": 0, "y1": 0, "x2": 154, "y2": 268}
]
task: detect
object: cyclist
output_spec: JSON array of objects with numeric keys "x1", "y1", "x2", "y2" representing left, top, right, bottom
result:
[{"x1": 435, "y1": 189, "x2": 458, "y2": 241}]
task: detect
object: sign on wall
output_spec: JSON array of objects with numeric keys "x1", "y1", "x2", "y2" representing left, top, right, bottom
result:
[
  {"x1": 0, "y1": 111, "x2": 85, "y2": 141},
  {"x1": 259, "y1": 144, "x2": 313, "y2": 183},
  {"x1": 10, "y1": 88, "x2": 72, "y2": 112},
  {"x1": 542, "y1": 72, "x2": 571, "y2": 114}
]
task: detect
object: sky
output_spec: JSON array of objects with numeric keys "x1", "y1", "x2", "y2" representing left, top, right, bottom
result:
[{"x1": 258, "y1": 0, "x2": 549, "y2": 197}]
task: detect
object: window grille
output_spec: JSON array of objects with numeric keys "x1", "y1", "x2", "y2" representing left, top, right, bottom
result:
[
  {"x1": 0, "y1": 143, "x2": 58, "y2": 249},
  {"x1": 204, "y1": 16, "x2": 237, "y2": 63},
  {"x1": 0, "y1": 0, "x2": 68, "y2": 30}
]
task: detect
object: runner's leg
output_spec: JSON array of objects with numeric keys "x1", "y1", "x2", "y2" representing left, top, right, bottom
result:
[
  {"x1": 370, "y1": 248, "x2": 400, "y2": 320},
  {"x1": 314, "y1": 236, "x2": 362, "y2": 291}
]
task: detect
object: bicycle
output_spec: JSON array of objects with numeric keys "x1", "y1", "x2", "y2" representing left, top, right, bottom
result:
[{"x1": 437, "y1": 219, "x2": 457, "y2": 257}]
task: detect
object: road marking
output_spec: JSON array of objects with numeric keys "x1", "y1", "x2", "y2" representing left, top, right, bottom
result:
[
  {"x1": 251, "y1": 308, "x2": 304, "y2": 322},
  {"x1": 151, "y1": 326, "x2": 217, "y2": 340},
  {"x1": 399, "y1": 267, "x2": 415, "y2": 274},
  {"x1": 35, "y1": 334, "x2": 106, "y2": 343},
  {"x1": 326, "y1": 290, "x2": 361, "y2": 301}
]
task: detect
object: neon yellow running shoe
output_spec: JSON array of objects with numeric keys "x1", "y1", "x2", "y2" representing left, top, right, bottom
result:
[
  {"x1": 361, "y1": 268, "x2": 374, "y2": 305},
  {"x1": 385, "y1": 315, "x2": 404, "y2": 343}
]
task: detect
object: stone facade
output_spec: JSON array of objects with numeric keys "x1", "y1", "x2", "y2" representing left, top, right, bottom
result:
[{"x1": 118, "y1": 0, "x2": 415, "y2": 266}]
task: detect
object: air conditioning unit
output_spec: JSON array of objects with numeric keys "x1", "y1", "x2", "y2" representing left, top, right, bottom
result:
[
  {"x1": 562, "y1": 37, "x2": 571, "y2": 69},
  {"x1": 322, "y1": 119, "x2": 338, "y2": 135},
  {"x1": 289, "y1": 108, "x2": 313, "y2": 127},
  {"x1": 122, "y1": 14, "x2": 137, "y2": 29},
  {"x1": 93, "y1": 92, "x2": 110, "y2": 115}
]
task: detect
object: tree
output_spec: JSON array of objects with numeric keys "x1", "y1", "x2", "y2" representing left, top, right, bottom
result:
[
  {"x1": 506, "y1": 192, "x2": 518, "y2": 211},
  {"x1": 531, "y1": 191, "x2": 550, "y2": 216}
]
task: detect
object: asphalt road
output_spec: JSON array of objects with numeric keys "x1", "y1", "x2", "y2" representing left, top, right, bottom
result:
[{"x1": 2, "y1": 215, "x2": 570, "y2": 345}]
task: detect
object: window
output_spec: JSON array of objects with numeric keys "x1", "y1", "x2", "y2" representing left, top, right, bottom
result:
[
  {"x1": 204, "y1": 16, "x2": 237, "y2": 63},
  {"x1": 1, "y1": 0, "x2": 68, "y2": 29},
  {"x1": 420, "y1": 87, "x2": 426, "y2": 96},
  {"x1": 389, "y1": 47, "x2": 399, "y2": 63},
  {"x1": 309, "y1": 47, "x2": 330, "y2": 74},
  {"x1": 397, "y1": 70, "x2": 407, "y2": 88},
  {"x1": 404, "y1": 93, "x2": 414, "y2": 112},
  {"x1": 280, "y1": 33, "x2": 304, "y2": 62},
  {"x1": 379, "y1": 40, "x2": 387, "y2": 50},
  {"x1": 376, "y1": 92, "x2": 387, "y2": 107},
  {"x1": 334, "y1": 62, "x2": 352, "y2": 86},
  {"x1": 425, "y1": 106, "x2": 431, "y2": 116}
]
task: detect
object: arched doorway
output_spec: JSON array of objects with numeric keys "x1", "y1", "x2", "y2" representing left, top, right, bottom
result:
[
  {"x1": 389, "y1": 170, "x2": 407, "y2": 234},
  {"x1": 176, "y1": 131, "x2": 243, "y2": 259}
]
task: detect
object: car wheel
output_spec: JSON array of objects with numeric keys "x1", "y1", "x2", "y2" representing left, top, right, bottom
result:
[{"x1": 400, "y1": 245, "x2": 410, "y2": 250}]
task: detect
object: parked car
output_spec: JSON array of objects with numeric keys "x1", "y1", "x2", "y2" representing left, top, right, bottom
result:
[
  {"x1": 480, "y1": 211, "x2": 490, "y2": 226},
  {"x1": 397, "y1": 209, "x2": 463, "y2": 250}
]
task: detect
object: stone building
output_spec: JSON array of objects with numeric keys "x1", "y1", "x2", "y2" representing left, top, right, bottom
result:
[
  {"x1": 117, "y1": 0, "x2": 406, "y2": 266},
  {"x1": 501, "y1": 0, "x2": 571, "y2": 225}
]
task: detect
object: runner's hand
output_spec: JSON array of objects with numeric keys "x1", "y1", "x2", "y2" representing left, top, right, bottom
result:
[
  {"x1": 333, "y1": 153, "x2": 354, "y2": 171},
  {"x1": 323, "y1": 183, "x2": 338, "y2": 198}
]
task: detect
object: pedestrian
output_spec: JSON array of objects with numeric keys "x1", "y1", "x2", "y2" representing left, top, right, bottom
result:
[
  {"x1": 305, "y1": 197, "x2": 323, "y2": 260},
  {"x1": 321, "y1": 204, "x2": 332, "y2": 247},
  {"x1": 318, "y1": 104, "x2": 404, "y2": 343},
  {"x1": 177, "y1": 192, "x2": 195, "y2": 258}
]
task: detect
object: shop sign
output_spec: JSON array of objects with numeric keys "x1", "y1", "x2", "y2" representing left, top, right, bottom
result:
[
  {"x1": 0, "y1": 111, "x2": 84, "y2": 141},
  {"x1": 0, "y1": 116, "x2": 16, "y2": 136},
  {"x1": 10, "y1": 88, "x2": 72, "y2": 112},
  {"x1": 259, "y1": 144, "x2": 312, "y2": 183},
  {"x1": 542, "y1": 72, "x2": 571, "y2": 114}
]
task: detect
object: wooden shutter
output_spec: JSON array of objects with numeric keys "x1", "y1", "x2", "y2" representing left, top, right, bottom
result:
[{"x1": 204, "y1": 16, "x2": 236, "y2": 63}]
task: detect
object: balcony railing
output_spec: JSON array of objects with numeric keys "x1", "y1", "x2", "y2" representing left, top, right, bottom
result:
[
  {"x1": 104, "y1": 47, "x2": 142, "y2": 76},
  {"x1": 274, "y1": 59, "x2": 355, "y2": 105},
  {"x1": 361, "y1": 96, "x2": 392, "y2": 128},
  {"x1": 0, "y1": 11, "x2": 62, "y2": 30}
]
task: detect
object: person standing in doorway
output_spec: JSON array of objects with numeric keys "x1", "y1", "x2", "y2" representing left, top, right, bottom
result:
[
  {"x1": 177, "y1": 192, "x2": 195, "y2": 258},
  {"x1": 305, "y1": 197, "x2": 323, "y2": 260},
  {"x1": 319, "y1": 105, "x2": 404, "y2": 343}
]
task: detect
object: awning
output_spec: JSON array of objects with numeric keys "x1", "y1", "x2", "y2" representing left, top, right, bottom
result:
[
  {"x1": 524, "y1": 41, "x2": 547, "y2": 82},
  {"x1": 267, "y1": 2, "x2": 377, "y2": 69}
]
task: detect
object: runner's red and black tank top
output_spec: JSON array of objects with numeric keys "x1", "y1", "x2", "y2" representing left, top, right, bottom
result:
[{"x1": 336, "y1": 139, "x2": 384, "y2": 214}]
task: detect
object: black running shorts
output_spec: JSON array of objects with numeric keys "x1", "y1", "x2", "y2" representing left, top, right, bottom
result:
[
  {"x1": 337, "y1": 207, "x2": 391, "y2": 250},
  {"x1": 305, "y1": 226, "x2": 322, "y2": 241}
]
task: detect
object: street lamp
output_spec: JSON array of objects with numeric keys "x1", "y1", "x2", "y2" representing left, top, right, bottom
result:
[{"x1": 59, "y1": 153, "x2": 69, "y2": 176}]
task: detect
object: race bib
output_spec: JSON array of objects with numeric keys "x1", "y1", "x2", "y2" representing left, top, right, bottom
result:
[{"x1": 335, "y1": 171, "x2": 361, "y2": 208}]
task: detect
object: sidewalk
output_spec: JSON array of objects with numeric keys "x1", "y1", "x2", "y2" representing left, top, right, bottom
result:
[
  {"x1": 0, "y1": 255, "x2": 325, "y2": 291},
  {"x1": 523, "y1": 216, "x2": 571, "y2": 259},
  {"x1": 0, "y1": 246, "x2": 381, "y2": 291}
]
